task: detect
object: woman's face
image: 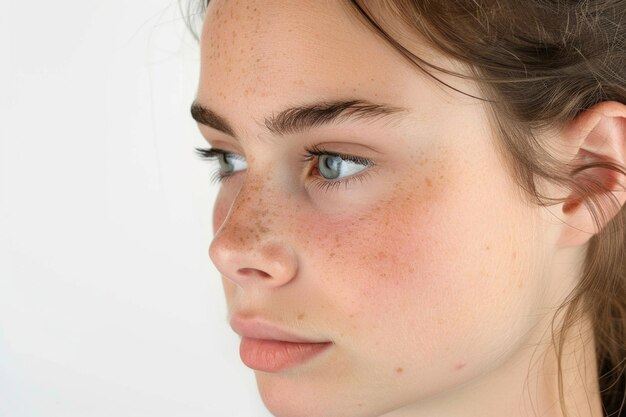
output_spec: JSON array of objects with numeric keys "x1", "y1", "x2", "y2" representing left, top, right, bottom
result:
[{"x1": 196, "y1": 1, "x2": 562, "y2": 416}]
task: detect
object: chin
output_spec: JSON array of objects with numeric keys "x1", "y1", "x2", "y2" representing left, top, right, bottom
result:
[
  {"x1": 254, "y1": 371, "x2": 419, "y2": 417},
  {"x1": 254, "y1": 372, "x2": 382, "y2": 417}
]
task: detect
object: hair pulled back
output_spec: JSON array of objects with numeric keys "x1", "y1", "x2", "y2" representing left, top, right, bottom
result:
[{"x1": 184, "y1": 1, "x2": 626, "y2": 415}]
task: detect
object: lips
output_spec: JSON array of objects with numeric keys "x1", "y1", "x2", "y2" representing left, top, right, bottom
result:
[
  {"x1": 229, "y1": 314, "x2": 329, "y2": 343},
  {"x1": 229, "y1": 313, "x2": 333, "y2": 372}
]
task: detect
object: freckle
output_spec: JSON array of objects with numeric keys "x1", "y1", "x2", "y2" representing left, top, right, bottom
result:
[
  {"x1": 348, "y1": 314, "x2": 354, "y2": 318},
  {"x1": 485, "y1": 245, "x2": 491, "y2": 250},
  {"x1": 297, "y1": 313, "x2": 305, "y2": 320},
  {"x1": 357, "y1": 403, "x2": 363, "y2": 407},
  {"x1": 455, "y1": 362, "x2": 466, "y2": 370},
  {"x1": 425, "y1": 177, "x2": 433, "y2": 187},
  {"x1": 395, "y1": 367, "x2": 404, "y2": 374}
]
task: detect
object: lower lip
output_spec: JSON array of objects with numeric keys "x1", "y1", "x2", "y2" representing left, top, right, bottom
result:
[{"x1": 239, "y1": 337, "x2": 332, "y2": 372}]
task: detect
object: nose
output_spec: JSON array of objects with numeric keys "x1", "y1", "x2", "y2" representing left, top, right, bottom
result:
[{"x1": 208, "y1": 185, "x2": 299, "y2": 289}]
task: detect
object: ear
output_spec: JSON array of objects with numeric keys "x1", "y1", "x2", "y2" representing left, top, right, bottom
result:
[{"x1": 557, "y1": 101, "x2": 626, "y2": 248}]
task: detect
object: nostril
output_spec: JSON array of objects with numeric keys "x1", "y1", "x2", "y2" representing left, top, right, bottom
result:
[{"x1": 238, "y1": 268, "x2": 272, "y2": 279}]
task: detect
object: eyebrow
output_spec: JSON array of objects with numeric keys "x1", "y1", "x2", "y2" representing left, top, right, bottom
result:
[{"x1": 190, "y1": 99, "x2": 409, "y2": 138}]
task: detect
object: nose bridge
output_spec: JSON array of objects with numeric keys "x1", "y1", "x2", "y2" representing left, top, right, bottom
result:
[
  {"x1": 209, "y1": 173, "x2": 298, "y2": 288},
  {"x1": 219, "y1": 176, "x2": 274, "y2": 247}
]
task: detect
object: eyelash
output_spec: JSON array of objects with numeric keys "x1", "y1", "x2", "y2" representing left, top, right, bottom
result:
[
  {"x1": 194, "y1": 144, "x2": 375, "y2": 192},
  {"x1": 194, "y1": 147, "x2": 243, "y2": 185}
]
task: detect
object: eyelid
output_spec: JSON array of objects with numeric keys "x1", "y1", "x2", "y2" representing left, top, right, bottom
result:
[
  {"x1": 307, "y1": 168, "x2": 374, "y2": 192},
  {"x1": 300, "y1": 143, "x2": 375, "y2": 168},
  {"x1": 194, "y1": 147, "x2": 237, "y2": 159}
]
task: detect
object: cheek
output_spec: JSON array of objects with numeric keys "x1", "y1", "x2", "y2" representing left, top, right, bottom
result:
[
  {"x1": 301, "y1": 175, "x2": 451, "y2": 318},
  {"x1": 299, "y1": 158, "x2": 539, "y2": 366}
]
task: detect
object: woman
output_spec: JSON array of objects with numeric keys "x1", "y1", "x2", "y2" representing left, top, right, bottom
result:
[{"x1": 186, "y1": 1, "x2": 626, "y2": 416}]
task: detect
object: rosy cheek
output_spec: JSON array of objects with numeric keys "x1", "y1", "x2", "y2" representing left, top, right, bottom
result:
[{"x1": 299, "y1": 169, "x2": 449, "y2": 313}]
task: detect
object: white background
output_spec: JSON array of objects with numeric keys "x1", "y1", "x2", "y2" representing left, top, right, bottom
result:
[{"x1": 1, "y1": 0, "x2": 272, "y2": 415}]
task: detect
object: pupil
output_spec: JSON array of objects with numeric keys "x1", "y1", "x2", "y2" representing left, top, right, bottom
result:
[
  {"x1": 220, "y1": 154, "x2": 234, "y2": 173},
  {"x1": 320, "y1": 155, "x2": 341, "y2": 179}
]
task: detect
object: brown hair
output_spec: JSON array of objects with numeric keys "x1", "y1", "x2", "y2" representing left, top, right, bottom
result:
[{"x1": 184, "y1": 1, "x2": 626, "y2": 415}]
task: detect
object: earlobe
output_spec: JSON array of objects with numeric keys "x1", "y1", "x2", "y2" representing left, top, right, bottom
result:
[{"x1": 557, "y1": 101, "x2": 626, "y2": 248}]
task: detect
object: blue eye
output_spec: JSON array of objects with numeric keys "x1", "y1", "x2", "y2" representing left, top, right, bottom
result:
[
  {"x1": 217, "y1": 151, "x2": 247, "y2": 174},
  {"x1": 194, "y1": 147, "x2": 247, "y2": 184},
  {"x1": 195, "y1": 145, "x2": 374, "y2": 191},
  {"x1": 317, "y1": 154, "x2": 368, "y2": 180},
  {"x1": 303, "y1": 145, "x2": 374, "y2": 191}
]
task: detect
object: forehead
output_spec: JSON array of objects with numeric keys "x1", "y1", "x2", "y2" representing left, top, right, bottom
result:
[
  {"x1": 197, "y1": 0, "x2": 479, "y2": 138},
  {"x1": 200, "y1": 2, "x2": 418, "y2": 114}
]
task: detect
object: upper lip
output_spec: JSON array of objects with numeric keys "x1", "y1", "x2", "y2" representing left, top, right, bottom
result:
[{"x1": 229, "y1": 314, "x2": 330, "y2": 344}]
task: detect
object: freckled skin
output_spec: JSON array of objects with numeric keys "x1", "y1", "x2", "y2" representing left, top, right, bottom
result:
[{"x1": 197, "y1": 1, "x2": 585, "y2": 417}]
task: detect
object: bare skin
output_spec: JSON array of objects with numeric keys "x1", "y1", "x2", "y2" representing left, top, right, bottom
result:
[{"x1": 193, "y1": 1, "x2": 626, "y2": 416}]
